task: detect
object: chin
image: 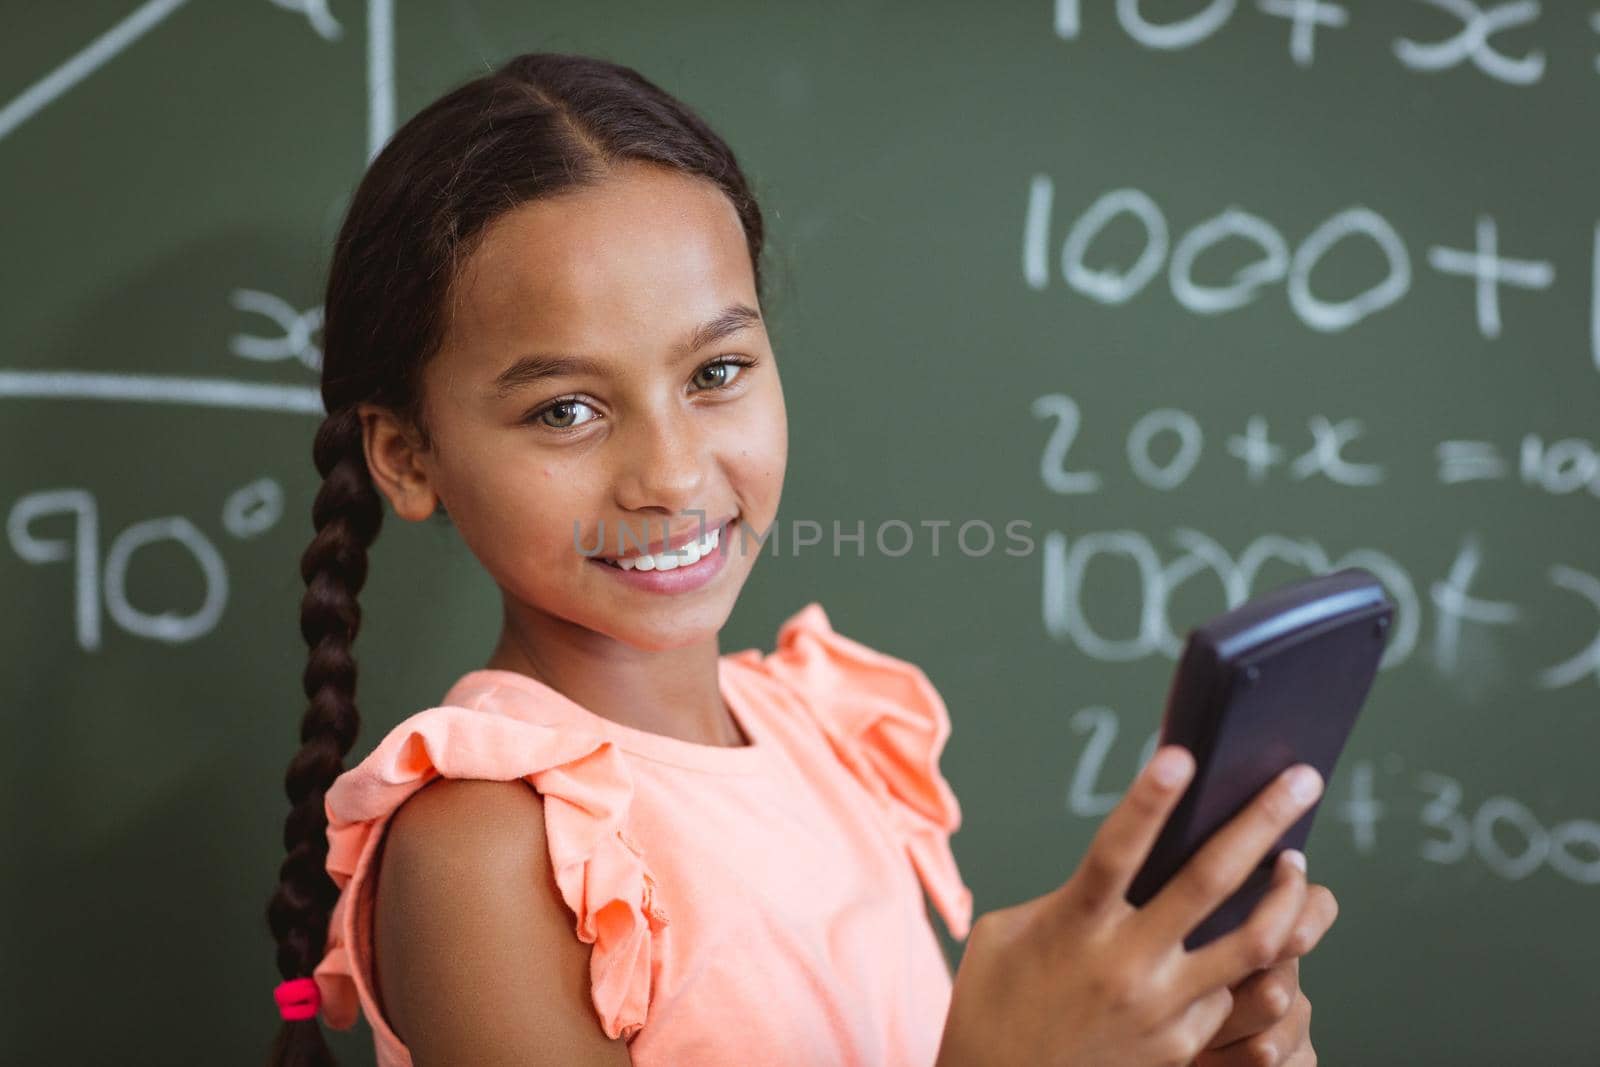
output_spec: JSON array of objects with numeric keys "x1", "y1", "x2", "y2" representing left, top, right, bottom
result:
[{"x1": 607, "y1": 596, "x2": 736, "y2": 651}]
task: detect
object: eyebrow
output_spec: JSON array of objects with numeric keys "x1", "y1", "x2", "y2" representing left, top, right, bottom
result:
[{"x1": 488, "y1": 302, "x2": 763, "y2": 399}]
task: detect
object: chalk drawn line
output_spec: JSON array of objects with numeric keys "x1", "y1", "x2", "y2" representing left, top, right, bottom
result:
[
  {"x1": 0, "y1": 370, "x2": 323, "y2": 414},
  {"x1": 0, "y1": 0, "x2": 191, "y2": 144},
  {"x1": 0, "y1": 0, "x2": 393, "y2": 154}
]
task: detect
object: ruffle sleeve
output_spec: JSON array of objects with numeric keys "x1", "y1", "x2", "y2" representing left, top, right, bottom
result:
[
  {"x1": 752, "y1": 602, "x2": 974, "y2": 941},
  {"x1": 310, "y1": 701, "x2": 671, "y2": 1049}
]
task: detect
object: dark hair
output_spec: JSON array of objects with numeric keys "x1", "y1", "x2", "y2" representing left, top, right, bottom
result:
[{"x1": 264, "y1": 52, "x2": 768, "y2": 1066}]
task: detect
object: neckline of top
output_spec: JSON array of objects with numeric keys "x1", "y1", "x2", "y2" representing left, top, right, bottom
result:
[{"x1": 444, "y1": 654, "x2": 774, "y2": 775}]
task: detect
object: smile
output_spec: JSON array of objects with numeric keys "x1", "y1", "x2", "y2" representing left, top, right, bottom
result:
[
  {"x1": 602, "y1": 521, "x2": 723, "y2": 571},
  {"x1": 588, "y1": 517, "x2": 738, "y2": 595}
]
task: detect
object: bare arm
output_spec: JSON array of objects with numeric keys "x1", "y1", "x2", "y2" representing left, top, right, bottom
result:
[{"x1": 373, "y1": 777, "x2": 634, "y2": 1067}]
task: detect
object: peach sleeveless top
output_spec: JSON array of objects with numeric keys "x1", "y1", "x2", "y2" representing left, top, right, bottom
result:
[{"x1": 311, "y1": 601, "x2": 974, "y2": 1066}]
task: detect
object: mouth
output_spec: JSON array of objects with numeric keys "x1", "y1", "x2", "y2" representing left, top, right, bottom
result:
[
  {"x1": 592, "y1": 515, "x2": 738, "y2": 572},
  {"x1": 587, "y1": 515, "x2": 740, "y2": 596}
]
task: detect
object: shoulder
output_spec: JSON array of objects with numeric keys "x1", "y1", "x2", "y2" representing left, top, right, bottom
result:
[
  {"x1": 381, "y1": 775, "x2": 547, "y2": 886},
  {"x1": 374, "y1": 777, "x2": 632, "y2": 1065},
  {"x1": 316, "y1": 703, "x2": 670, "y2": 1049}
]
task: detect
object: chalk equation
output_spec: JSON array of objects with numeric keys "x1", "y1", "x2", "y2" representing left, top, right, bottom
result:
[
  {"x1": 1039, "y1": 522, "x2": 1600, "y2": 693},
  {"x1": 1022, "y1": 181, "x2": 1599, "y2": 373},
  {"x1": 1033, "y1": 393, "x2": 1600, "y2": 497},
  {"x1": 1064, "y1": 705, "x2": 1600, "y2": 886},
  {"x1": 1052, "y1": 0, "x2": 1583, "y2": 83}
]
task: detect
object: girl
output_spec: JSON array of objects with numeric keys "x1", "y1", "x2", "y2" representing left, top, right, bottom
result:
[{"x1": 265, "y1": 52, "x2": 1337, "y2": 1067}]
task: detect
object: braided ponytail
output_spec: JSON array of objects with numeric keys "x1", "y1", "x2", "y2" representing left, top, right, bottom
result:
[
  {"x1": 266, "y1": 408, "x2": 382, "y2": 1066},
  {"x1": 264, "y1": 50, "x2": 768, "y2": 1061}
]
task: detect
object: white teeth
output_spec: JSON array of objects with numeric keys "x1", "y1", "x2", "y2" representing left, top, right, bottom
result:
[{"x1": 613, "y1": 524, "x2": 721, "y2": 572}]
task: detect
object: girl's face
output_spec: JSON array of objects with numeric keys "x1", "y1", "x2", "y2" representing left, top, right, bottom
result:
[{"x1": 362, "y1": 161, "x2": 787, "y2": 652}]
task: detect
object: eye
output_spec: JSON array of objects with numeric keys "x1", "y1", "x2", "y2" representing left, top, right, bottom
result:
[
  {"x1": 692, "y1": 355, "x2": 756, "y2": 391},
  {"x1": 526, "y1": 397, "x2": 598, "y2": 431}
]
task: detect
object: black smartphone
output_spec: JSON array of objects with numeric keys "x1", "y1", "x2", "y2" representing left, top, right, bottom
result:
[{"x1": 1124, "y1": 567, "x2": 1394, "y2": 951}]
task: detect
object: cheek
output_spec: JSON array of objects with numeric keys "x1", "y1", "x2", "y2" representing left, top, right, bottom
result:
[
  {"x1": 742, "y1": 381, "x2": 788, "y2": 471},
  {"x1": 445, "y1": 454, "x2": 588, "y2": 557},
  {"x1": 735, "y1": 418, "x2": 787, "y2": 496}
]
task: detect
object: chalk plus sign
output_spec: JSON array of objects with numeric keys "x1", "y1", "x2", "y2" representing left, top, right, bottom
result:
[
  {"x1": 1426, "y1": 215, "x2": 1554, "y2": 340},
  {"x1": 1226, "y1": 415, "x2": 1285, "y2": 483},
  {"x1": 1256, "y1": 0, "x2": 1350, "y2": 67}
]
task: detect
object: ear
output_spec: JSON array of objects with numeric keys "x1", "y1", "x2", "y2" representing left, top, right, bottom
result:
[{"x1": 357, "y1": 403, "x2": 440, "y2": 522}]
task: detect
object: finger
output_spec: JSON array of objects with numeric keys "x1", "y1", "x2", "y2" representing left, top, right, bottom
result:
[
  {"x1": 1178, "y1": 845, "x2": 1308, "y2": 998},
  {"x1": 1141, "y1": 764, "x2": 1322, "y2": 947},
  {"x1": 1062, "y1": 745, "x2": 1195, "y2": 917},
  {"x1": 1195, "y1": 990, "x2": 1311, "y2": 1067},
  {"x1": 1202, "y1": 958, "x2": 1299, "y2": 1049},
  {"x1": 1198, "y1": 959, "x2": 1298, "y2": 1052},
  {"x1": 1279, "y1": 884, "x2": 1339, "y2": 962},
  {"x1": 1168, "y1": 984, "x2": 1234, "y2": 1065}
]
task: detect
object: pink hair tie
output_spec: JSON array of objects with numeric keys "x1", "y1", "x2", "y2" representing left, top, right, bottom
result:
[{"x1": 274, "y1": 977, "x2": 321, "y2": 1021}]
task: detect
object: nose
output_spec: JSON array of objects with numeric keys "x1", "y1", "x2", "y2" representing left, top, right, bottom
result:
[{"x1": 612, "y1": 404, "x2": 707, "y2": 517}]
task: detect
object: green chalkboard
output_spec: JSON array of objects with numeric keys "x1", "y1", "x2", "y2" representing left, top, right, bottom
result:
[{"x1": 3, "y1": 2, "x2": 1597, "y2": 1064}]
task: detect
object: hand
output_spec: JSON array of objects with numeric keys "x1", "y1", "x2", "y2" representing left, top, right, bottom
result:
[
  {"x1": 934, "y1": 747, "x2": 1324, "y2": 1067},
  {"x1": 1190, "y1": 880, "x2": 1340, "y2": 1066}
]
